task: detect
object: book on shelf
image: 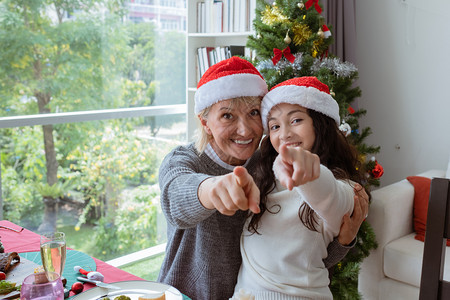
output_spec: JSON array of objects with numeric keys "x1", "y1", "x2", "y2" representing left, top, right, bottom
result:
[
  {"x1": 249, "y1": 0, "x2": 255, "y2": 31},
  {"x1": 196, "y1": 2, "x2": 202, "y2": 33},
  {"x1": 196, "y1": 45, "x2": 255, "y2": 79},
  {"x1": 214, "y1": 1, "x2": 223, "y2": 33},
  {"x1": 196, "y1": 0, "x2": 252, "y2": 33}
]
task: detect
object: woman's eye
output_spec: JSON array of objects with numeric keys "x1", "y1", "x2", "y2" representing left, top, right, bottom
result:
[
  {"x1": 250, "y1": 109, "x2": 260, "y2": 116},
  {"x1": 222, "y1": 113, "x2": 233, "y2": 120},
  {"x1": 292, "y1": 118, "x2": 303, "y2": 124}
]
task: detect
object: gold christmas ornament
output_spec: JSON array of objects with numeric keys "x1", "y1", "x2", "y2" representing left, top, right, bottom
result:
[
  {"x1": 284, "y1": 30, "x2": 292, "y2": 44},
  {"x1": 358, "y1": 154, "x2": 367, "y2": 164},
  {"x1": 261, "y1": 5, "x2": 288, "y2": 26},
  {"x1": 297, "y1": 2, "x2": 305, "y2": 9},
  {"x1": 317, "y1": 28, "x2": 325, "y2": 38},
  {"x1": 312, "y1": 40, "x2": 323, "y2": 57},
  {"x1": 292, "y1": 24, "x2": 312, "y2": 46}
]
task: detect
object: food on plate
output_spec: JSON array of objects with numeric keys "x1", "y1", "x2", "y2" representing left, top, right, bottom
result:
[
  {"x1": 0, "y1": 280, "x2": 19, "y2": 294},
  {"x1": 34, "y1": 265, "x2": 45, "y2": 273},
  {"x1": 0, "y1": 252, "x2": 20, "y2": 273},
  {"x1": 138, "y1": 292, "x2": 166, "y2": 300},
  {"x1": 113, "y1": 296, "x2": 131, "y2": 300},
  {"x1": 0, "y1": 272, "x2": 5, "y2": 281}
]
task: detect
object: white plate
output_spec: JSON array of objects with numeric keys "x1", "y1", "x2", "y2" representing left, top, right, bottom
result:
[{"x1": 72, "y1": 280, "x2": 183, "y2": 300}]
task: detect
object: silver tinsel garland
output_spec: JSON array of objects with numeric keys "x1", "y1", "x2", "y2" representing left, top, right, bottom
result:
[{"x1": 256, "y1": 53, "x2": 358, "y2": 78}]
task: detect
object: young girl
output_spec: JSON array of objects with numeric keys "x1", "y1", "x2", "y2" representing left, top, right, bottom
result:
[{"x1": 232, "y1": 77, "x2": 368, "y2": 300}]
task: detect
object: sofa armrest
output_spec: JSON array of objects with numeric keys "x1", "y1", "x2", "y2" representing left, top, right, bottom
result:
[
  {"x1": 368, "y1": 170, "x2": 445, "y2": 246},
  {"x1": 368, "y1": 179, "x2": 415, "y2": 247},
  {"x1": 359, "y1": 169, "x2": 445, "y2": 299}
]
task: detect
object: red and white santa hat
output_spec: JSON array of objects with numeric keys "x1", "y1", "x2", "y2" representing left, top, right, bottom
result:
[
  {"x1": 195, "y1": 56, "x2": 268, "y2": 114},
  {"x1": 322, "y1": 25, "x2": 332, "y2": 38},
  {"x1": 261, "y1": 76, "x2": 340, "y2": 132}
]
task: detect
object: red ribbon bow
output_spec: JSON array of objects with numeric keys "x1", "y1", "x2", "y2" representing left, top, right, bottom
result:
[
  {"x1": 305, "y1": 0, "x2": 322, "y2": 14},
  {"x1": 272, "y1": 47, "x2": 296, "y2": 65}
]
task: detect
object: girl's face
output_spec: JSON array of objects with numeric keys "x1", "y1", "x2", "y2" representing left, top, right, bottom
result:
[
  {"x1": 268, "y1": 103, "x2": 316, "y2": 153},
  {"x1": 201, "y1": 99, "x2": 263, "y2": 166}
]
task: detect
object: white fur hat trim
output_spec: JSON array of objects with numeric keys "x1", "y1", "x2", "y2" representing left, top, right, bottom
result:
[
  {"x1": 194, "y1": 73, "x2": 268, "y2": 114},
  {"x1": 261, "y1": 85, "x2": 340, "y2": 132}
]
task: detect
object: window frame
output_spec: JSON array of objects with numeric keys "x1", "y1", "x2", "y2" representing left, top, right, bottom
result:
[{"x1": 0, "y1": 104, "x2": 189, "y2": 266}]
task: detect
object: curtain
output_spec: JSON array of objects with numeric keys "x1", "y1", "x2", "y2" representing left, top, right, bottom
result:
[{"x1": 322, "y1": 0, "x2": 357, "y2": 64}]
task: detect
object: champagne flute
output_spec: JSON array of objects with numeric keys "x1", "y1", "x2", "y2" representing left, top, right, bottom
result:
[
  {"x1": 20, "y1": 271, "x2": 64, "y2": 300},
  {"x1": 40, "y1": 232, "x2": 66, "y2": 277}
]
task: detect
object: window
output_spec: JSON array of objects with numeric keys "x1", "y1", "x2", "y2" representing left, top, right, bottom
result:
[{"x1": 0, "y1": 0, "x2": 187, "y2": 279}]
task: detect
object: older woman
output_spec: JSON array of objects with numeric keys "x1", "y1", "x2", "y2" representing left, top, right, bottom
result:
[{"x1": 157, "y1": 57, "x2": 367, "y2": 300}]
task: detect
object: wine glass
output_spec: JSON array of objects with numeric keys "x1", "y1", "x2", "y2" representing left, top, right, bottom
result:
[
  {"x1": 20, "y1": 271, "x2": 64, "y2": 300},
  {"x1": 40, "y1": 232, "x2": 66, "y2": 277}
]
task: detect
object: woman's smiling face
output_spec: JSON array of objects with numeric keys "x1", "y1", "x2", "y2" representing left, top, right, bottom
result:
[
  {"x1": 268, "y1": 103, "x2": 316, "y2": 153},
  {"x1": 201, "y1": 98, "x2": 263, "y2": 166}
]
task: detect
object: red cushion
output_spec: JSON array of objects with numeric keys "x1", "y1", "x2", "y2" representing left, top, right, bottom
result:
[{"x1": 407, "y1": 176, "x2": 450, "y2": 246}]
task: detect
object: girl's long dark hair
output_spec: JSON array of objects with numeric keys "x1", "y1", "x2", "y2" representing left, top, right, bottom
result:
[{"x1": 249, "y1": 109, "x2": 369, "y2": 233}]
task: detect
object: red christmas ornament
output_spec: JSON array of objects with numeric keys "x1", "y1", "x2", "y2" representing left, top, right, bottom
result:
[
  {"x1": 348, "y1": 106, "x2": 355, "y2": 114},
  {"x1": 371, "y1": 161, "x2": 384, "y2": 179},
  {"x1": 71, "y1": 282, "x2": 84, "y2": 294}
]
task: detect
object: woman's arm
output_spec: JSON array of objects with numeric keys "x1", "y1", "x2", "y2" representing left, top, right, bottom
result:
[
  {"x1": 158, "y1": 145, "x2": 215, "y2": 228},
  {"x1": 159, "y1": 145, "x2": 260, "y2": 228},
  {"x1": 198, "y1": 166, "x2": 260, "y2": 215}
]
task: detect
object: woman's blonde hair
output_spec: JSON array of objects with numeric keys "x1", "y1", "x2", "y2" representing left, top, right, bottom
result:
[{"x1": 194, "y1": 96, "x2": 262, "y2": 152}]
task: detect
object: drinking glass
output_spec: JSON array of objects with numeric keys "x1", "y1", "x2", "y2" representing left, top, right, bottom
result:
[
  {"x1": 40, "y1": 232, "x2": 67, "y2": 277},
  {"x1": 20, "y1": 272, "x2": 64, "y2": 300}
]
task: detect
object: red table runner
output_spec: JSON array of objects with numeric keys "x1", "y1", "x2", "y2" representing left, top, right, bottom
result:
[{"x1": 0, "y1": 220, "x2": 144, "y2": 297}]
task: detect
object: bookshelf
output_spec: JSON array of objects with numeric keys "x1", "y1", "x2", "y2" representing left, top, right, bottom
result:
[{"x1": 186, "y1": 0, "x2": 256, "y2": 141}]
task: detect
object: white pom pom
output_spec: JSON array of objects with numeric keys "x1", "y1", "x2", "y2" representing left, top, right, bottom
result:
[
  {"x1": 87, "y1": 271, "x2": 104, "y2": 282},
  {"x1": 74, "y1": 266, "x2": 81, "y2": 272},
  {"x1": 339, "y1": 122, "x2": 351, "y2": 137}
]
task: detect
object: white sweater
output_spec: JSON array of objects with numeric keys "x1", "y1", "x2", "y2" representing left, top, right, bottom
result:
[{"x1": 233, "y1": 165, "x2": 354, "y2": 300}]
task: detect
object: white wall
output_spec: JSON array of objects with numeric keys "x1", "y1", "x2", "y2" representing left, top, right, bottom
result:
[{"x1": 356, "y1": 0, "x2": 450, "y2": 186}]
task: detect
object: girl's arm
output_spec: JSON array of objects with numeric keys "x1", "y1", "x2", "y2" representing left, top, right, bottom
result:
[
  {"x1": 323, "y1": 193, "x2": 368, "y2": 268},
  {"x1": 273, "y1": 144, "x2": 354, "y2": 233}
]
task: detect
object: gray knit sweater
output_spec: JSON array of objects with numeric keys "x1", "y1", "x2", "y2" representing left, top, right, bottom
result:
[{"x1": 157, "y1": 143, "x2": 351, "y2": 300}]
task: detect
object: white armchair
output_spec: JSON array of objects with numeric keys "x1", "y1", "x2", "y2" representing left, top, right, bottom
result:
[{"x1": 358, "y1": 169, "x2": 447, "y2": 300}]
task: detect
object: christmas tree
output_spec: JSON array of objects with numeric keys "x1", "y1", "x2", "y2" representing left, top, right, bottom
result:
[{"x1": 247, "y1": 0, "x2": 382, "y2": 298}]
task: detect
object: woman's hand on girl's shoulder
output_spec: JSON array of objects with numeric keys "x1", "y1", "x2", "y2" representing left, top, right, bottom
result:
[{"x1": 273, "y1": 144, "x2": 320, "y2": 190}]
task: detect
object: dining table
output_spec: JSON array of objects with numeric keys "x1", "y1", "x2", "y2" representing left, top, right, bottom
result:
[{"x1": 0, "y1": 220, "x2": 190, "y2": 300}]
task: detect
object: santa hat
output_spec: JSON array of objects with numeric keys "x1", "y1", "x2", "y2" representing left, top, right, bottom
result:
[
  {"x1": 322, "y1": 25, "x2": 331, "y2": 38},
  {"x1": 195, "y1": 56, "x2": 268, "y2": 114},
  {"x1": 261, "y1": 76, "x2": 340, "y2": 132}
]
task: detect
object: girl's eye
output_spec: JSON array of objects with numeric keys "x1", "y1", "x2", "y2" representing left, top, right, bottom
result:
[
  {"x1": 250, "y1": 109, "x2": 260, "y2": 117},
  {"x1": 292, "y1": 118, "x2": 303, "y2": 124},
  {"x1": 269, "y1": 124, "x2": 279, "y2": 131},
  {"x1": 222, "y1": 113, "x2": 233, "y2": 120}
]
